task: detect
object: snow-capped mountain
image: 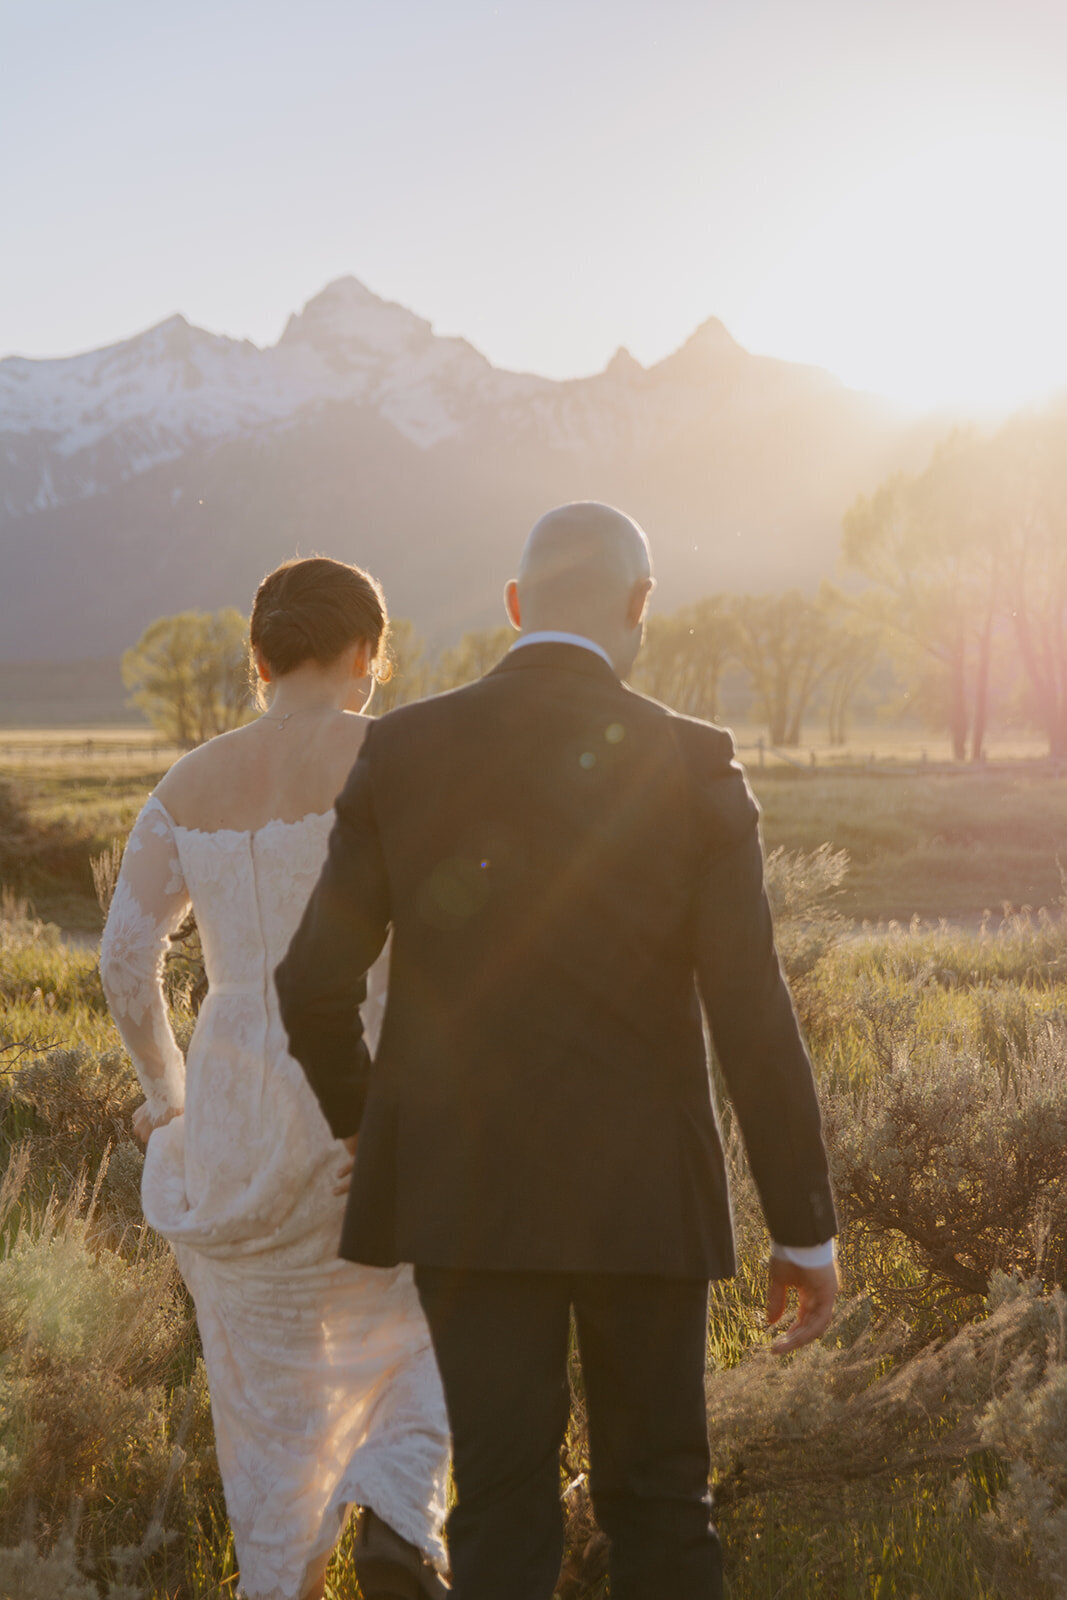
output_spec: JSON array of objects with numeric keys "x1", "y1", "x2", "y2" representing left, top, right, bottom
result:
[
  {"x1": 0, "y1": 278, "x2": 938, "y2": 662},
  {"x1": 0, "y1": 278, "x2": 552, "y2": 515}
]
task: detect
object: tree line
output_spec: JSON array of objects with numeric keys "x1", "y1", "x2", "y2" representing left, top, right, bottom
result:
[
  {"x1": 121, "y1": 597, "x2": 876, "y2": 751},
  {"x1": 844, "y1": 407, "x2": 1067, "y2": 760},
  {"x1": 123, "y1": 401, "x2": 1067, "y2": 759}
]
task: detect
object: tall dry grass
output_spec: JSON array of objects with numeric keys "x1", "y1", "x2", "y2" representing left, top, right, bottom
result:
[{"x1": 1, "y1": 853, "x2": 1066, "y2": 1594}]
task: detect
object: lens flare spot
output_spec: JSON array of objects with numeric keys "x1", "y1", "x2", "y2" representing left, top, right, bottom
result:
[{"x1": 417, "y1": 858, "x2": 492, "y2": 929}]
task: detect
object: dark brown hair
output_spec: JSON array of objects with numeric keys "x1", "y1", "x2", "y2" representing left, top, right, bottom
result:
[{"x1": 250, "y1": 556, "x2": 391, "y2": 684}]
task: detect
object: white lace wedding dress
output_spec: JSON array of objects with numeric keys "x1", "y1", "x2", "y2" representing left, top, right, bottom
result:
[{"x1": 100, "y1": 796, "x2": 449, "y2": 1600}]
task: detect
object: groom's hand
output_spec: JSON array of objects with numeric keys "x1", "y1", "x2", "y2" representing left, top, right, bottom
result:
[
  {"x1": 766, "y1": 1254, "x2": 839, "y2": 1354},
  {"x1": 333, "y1": 1133, "x2": 359, "y2": 1196}
]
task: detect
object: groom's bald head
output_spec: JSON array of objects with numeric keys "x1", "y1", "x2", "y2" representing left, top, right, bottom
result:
[
  {"x1": 518, "y1": 502, "x2": 651, "y2": 609},
  {"x1": 506, "y1": 502, "x2": 654, "y2": 674}
]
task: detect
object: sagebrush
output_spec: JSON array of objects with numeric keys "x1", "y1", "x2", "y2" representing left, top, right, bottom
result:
[{"x1": 2, "y1": 849, "x2": 1066, "y2": 1596}]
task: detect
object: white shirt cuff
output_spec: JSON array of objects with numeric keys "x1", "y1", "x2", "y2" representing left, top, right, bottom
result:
[{"x1": 771, "y1": 1239, "x2": 836, "y2": 1269}]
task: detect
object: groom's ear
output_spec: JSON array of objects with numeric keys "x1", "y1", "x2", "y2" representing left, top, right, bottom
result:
[
  {"x1": 504, "y1": 580, "x2": 522, "y2": 630},
  {"x1": 626, "y1": 577, "x2": 655, "y2": 629}
]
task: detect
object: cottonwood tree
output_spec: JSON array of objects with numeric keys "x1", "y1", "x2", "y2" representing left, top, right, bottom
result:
[
  {"x1": 633, "y1": 597, "x2": 735, "y2": 718},
  {"x1": 995, "y1": 410, "x2": 1067, "y2": 757},
  {"x1": 122, "y1": 608, "x2": 251, "y2": 746},
  {"x1": 730, "y1": 591, "x2": 837, "y2": 747},
  {"x1": 842, "y1": 435, "x2": 1004, "y2": 762},
  {"x1": 370, "y1": 618, "x2": 427, "y2": 714},
  {"x1": 818, "y1": 601, "x2": 882, "y2": 746},
  {"x1": 430, "y1": 626, "x2": 515, "y2": 693},
  {"x1": 825, "y1": 614, "x2": 883, "y2": 745}
]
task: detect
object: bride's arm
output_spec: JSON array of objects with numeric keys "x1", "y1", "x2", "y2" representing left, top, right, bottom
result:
[
  {"x1": 276, "y1": 728, "x2": 390, "y2": 1138},
  {"x1": 100, "y1": 797, "x2": 191, "y2": 1141}
]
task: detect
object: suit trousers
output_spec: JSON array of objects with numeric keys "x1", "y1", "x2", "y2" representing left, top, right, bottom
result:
[{"x1": 414, "y1": 1266, "x2": 723, "y2": 1600}]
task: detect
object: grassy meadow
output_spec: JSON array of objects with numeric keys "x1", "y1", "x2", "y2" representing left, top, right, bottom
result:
[
  {"x1": 4, "y1": 727, "x2": 1067, "y2": 929},
  {"x1": 2, "y1": 737, "x2": 1067, "y2": 1597}
]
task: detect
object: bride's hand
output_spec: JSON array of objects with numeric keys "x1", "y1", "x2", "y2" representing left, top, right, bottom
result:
[
  {"x1": 132, "y1": 1100, "x2": 180, "y2": 1147},
  {"x1": 334, "y1": 1134, "x2": 358, "y2": 1196}
]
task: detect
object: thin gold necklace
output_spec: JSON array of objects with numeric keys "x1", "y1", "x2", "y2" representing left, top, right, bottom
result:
[{"x1": 260, "y1": 705, "x2": 341, "y2": 731}]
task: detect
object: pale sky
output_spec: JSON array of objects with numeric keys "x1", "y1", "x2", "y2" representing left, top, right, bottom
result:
[{"x1": 3, "y1": 0, "x2": 1067, "y2": 413}]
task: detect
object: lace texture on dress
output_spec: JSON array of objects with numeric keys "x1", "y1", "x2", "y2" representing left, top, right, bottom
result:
[
  {"x1": 100, "y1": 796, "x2": 190, "y2": 1119},
  {"x1": 98, "y1": 796, "x2": 448, "y2": 1597}
]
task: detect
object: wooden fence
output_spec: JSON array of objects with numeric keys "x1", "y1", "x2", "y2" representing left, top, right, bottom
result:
[
  {"x1": 0, "y1": 739, "x2": 180, "y2": 767},
  {"x1": 2, "y1": 734, "x2": 1065, "y2": 780}
]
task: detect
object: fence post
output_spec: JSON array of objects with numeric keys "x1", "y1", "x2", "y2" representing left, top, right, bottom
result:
[{"x1": 757, "y1": 738, "x2": 764, "y2": 769}]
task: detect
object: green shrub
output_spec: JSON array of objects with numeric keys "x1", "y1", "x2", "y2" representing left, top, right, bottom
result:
[
  {"x1": 0, "y1": 1148, "x2": 216, "y2": 1583},
  {"x1": 819, "y1": 995, "x2": 1067, "y2": 1306},
  {"x1": 702, "y1": 1276, "x2": 1064, "y2": 1597},
  {"x1": 0, "y1": 942, "x2": 107, "y2": 1013},
  {"x1": 0, "y1": 1533, "x2": 104, "y2": 1600},
  {"x1": 0, "y1": 1048, "x2": 142, "y2": 1222},
  {"x1": 764, "y1": 842, "x2": 850, "y2": 985},
  {"x1": 0, "y1": 780, "x2": 95, "y2": 918},
  {"x1": 0, "y1": 905, "x2": 116, "y2": 1057},
  {"x1": 970, "y1": 1279, "x2": 1067, "y2": 1593},
  {"x1": 3, "y1": 829, "x2": 1066, "y2": 1595}
]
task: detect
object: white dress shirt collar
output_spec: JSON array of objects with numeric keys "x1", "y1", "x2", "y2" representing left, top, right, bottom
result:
[{"x1": 508, "y1": 630, "x2": 615, "y2": 671}]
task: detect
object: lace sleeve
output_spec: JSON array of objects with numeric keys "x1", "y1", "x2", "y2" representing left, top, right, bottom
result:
[
  {"x1": 362, "y1": 934, "x2": 391, "y2": 1055},
  {"x1": 100, "y1": 796, "x2": 191, "y2": 1119}
]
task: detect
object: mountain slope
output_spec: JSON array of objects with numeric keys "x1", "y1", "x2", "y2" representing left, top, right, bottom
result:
[{"x1": 0, "y1": 278, "x2": 937, "y2": 659}]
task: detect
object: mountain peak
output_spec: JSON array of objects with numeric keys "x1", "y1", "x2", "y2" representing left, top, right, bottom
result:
[
  {"x1": 0, "y1": 270, "x2": 930, "y2": 665},
  {"x1": 651, "y1": 315, "x2": 746, "y2": 383},
  {"x1": 605, "y1": 346, "x2": 644, "y2": 379},
  {"x1": 301, "y1": 275, "x2": 383, "y2": 311},
  {"x1": 128, "y1": 312, "x2": 190, "y2": 348},
  {"x1": 280, "y1": 276, "x2": 433, "y2": 354},
  {"x1": 681, "y1": 316, "x2": 740, "y2": 355},
  {"x1": 130, "y1": 311, "x2": 223, "y2": 363}
]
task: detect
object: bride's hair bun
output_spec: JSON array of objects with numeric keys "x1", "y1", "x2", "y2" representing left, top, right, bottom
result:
[{"x1": 250, "y1": 556, "x2": 392, "y2": 684}]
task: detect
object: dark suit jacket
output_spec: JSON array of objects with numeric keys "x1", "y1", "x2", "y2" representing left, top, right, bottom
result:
[{"x1": 276, "y1": 642, "x2": 836, "y2": 1277}]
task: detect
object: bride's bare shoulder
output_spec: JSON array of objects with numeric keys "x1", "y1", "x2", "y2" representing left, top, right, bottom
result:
[
  {"x1": 153, "y1": 724, "x2": 257, "y2": 812},
  {"x1": 152, "y1": 712, "x2": 372, "y2": 828}
]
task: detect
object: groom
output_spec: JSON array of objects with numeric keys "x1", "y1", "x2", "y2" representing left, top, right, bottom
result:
[{"x1": 277, "y1": 502, "x2": 838, "y2": 1600}]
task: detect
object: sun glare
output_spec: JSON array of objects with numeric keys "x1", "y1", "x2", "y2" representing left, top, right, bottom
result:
[{"x1": 740, "y1": 134, "x2": 1067, "y2": 415}]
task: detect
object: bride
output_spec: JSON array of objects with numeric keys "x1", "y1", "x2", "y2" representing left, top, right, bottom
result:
[{"x1": 100, "y1": 556, "x2": 450, "y2": 1600}]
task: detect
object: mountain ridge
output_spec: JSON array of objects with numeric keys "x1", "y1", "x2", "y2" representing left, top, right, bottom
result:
[{"x1": 0, "y1": 277, "x2": 939, "y2": 662}]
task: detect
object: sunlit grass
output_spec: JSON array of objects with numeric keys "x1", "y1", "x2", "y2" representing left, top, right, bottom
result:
[
  {"x1": 0, "y1": 760, "x2": 167, "y2": 931},
  {"x1": 8, "y1": 747, "x2": 1067, "y2": 929},
  {"x1": 3, "y1": 824, "x2": 1067, "y2": 1594},
  {"x1": 754, "y1": 769, "x2": 1067, "y2": 921},
  {"x1": 721, "y1": 1486, "x2": 1000, "y2": 1599}
]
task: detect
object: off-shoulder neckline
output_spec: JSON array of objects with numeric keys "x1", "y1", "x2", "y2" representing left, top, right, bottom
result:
[{"x1": 145, "y1": 794, "x2": 333, "y2": 839}]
